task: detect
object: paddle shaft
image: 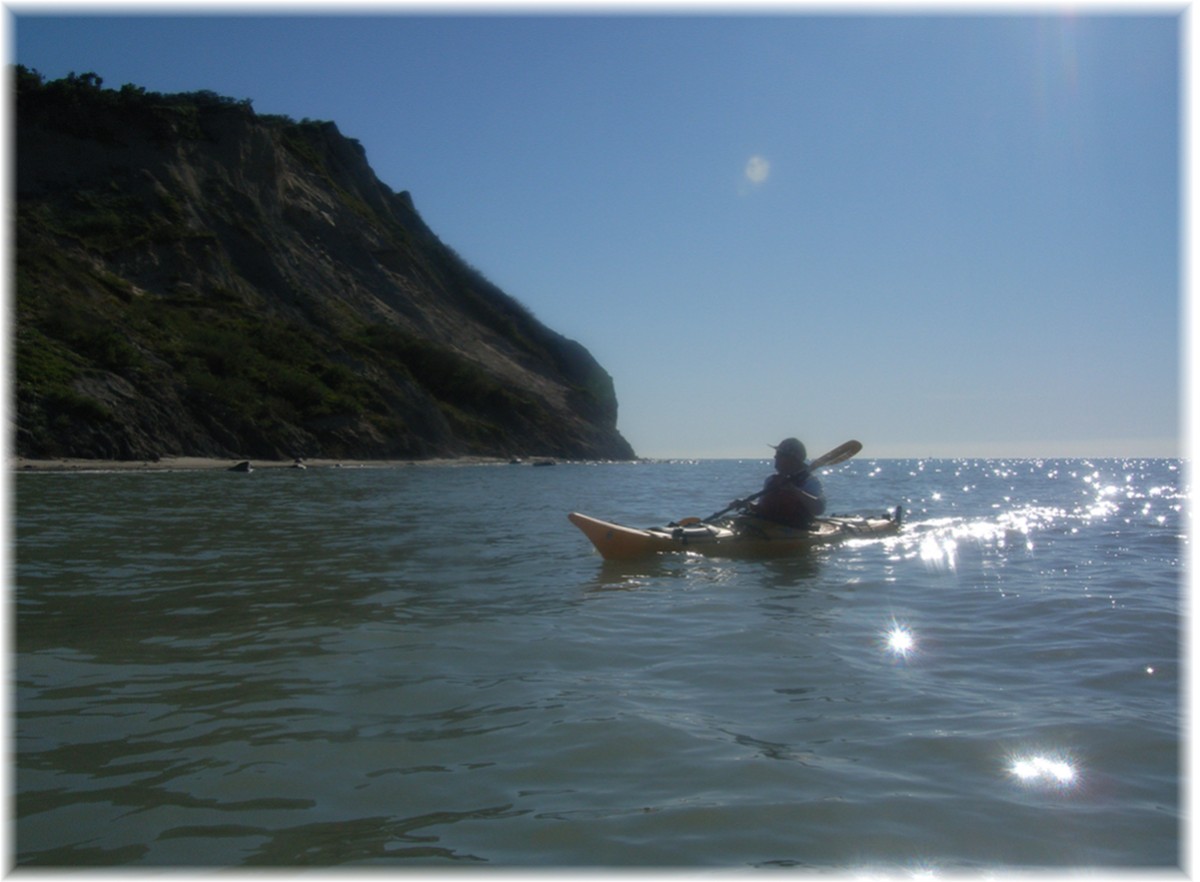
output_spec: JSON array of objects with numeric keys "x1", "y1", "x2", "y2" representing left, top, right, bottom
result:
[{"x1": 702, "y1": 439, "x2": 863, "y2": 523}]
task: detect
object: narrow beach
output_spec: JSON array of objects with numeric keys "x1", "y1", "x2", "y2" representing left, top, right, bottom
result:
[{"x1": 12, "y1": 456, "x2": 522, "y2": 472}]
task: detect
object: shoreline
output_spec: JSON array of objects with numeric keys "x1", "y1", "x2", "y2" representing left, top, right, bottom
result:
[{"x1": 11, "y1": 455, "x2": 536, "y2": 472}]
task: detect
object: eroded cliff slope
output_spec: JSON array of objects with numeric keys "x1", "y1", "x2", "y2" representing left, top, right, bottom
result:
[{"x1": 15, "y1": 69, "x2": 635, "y2": 461}]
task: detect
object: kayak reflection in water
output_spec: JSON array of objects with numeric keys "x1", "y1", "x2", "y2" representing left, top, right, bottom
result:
[{"x1": 735, "y1": 437, "x2": 828, "y2": 528}]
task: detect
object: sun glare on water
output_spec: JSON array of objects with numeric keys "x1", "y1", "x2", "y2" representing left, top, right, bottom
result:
[
  {"x1": 1009, "y1": 754, "x2": 1079, "y2": 788},
  {"x1": 883, "y1": 622, "x2": 917, "y2": 659}
]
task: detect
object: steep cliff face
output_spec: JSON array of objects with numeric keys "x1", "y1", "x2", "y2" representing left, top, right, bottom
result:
[{"x1": 14, "y1": 69, "x2": 635, "y2": 461}]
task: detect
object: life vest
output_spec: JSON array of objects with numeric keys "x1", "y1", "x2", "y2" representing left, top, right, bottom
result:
[{"x1": 752, "y1": 471, "x2": 826, "y2": 527}]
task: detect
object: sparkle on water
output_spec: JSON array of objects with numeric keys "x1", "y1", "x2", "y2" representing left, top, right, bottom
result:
[
  {"x1": 884, "y1": 622, "x2": 916, "y2": 658},
  {"x1": 1009, "y1": 754, "x2": 1079, "y2": 788}
]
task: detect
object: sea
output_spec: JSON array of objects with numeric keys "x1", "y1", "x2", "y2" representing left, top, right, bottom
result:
[{"x1": 11, "y1": 456, "x2": 1186, "y2": 871}]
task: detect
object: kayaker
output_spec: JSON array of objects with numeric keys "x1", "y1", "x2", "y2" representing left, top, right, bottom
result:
[{"x1": 737, "y1": 437, "x2": 827, "y2": 528}]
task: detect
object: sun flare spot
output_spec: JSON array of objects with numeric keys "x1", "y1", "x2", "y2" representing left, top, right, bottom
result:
[{"x1": 744, "y1": 154, "x2": 770, "y2": 185}]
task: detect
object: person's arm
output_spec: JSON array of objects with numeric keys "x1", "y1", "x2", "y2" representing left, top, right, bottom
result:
[{"x1": 798, "y1": 474, "x2": 826, "y2": 517}]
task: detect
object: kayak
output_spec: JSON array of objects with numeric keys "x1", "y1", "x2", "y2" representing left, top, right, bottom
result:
[{"x1": 568, "y1": 507, "x2": 903, "y2": 561}]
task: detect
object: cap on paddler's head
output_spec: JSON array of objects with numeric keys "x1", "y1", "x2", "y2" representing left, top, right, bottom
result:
[{"x1": 771, "y1": 437, "x2": 807, "y2": 461}]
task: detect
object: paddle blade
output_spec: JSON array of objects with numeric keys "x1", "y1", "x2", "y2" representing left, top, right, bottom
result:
[{"x1": 809, "y1": 439, "x2": 862, "y2": 470}]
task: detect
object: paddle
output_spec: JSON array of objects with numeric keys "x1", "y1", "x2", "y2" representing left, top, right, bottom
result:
[{"x1": 687, "y1": 439, "x2": 864, "y2": 525}]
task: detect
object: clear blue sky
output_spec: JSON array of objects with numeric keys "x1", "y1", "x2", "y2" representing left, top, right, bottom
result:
[{"x1": 11, "y1": 8, "x2": 1183, "y2": 459}]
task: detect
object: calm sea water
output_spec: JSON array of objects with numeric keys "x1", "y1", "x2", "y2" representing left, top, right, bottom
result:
[{"x1": 13, "y1": 457, "x2": 1185, "y2": 870}]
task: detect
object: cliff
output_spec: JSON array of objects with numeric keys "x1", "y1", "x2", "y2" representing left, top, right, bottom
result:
[{"x1": 13, "y1": 68, "x2": 636, "y2": 462}]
